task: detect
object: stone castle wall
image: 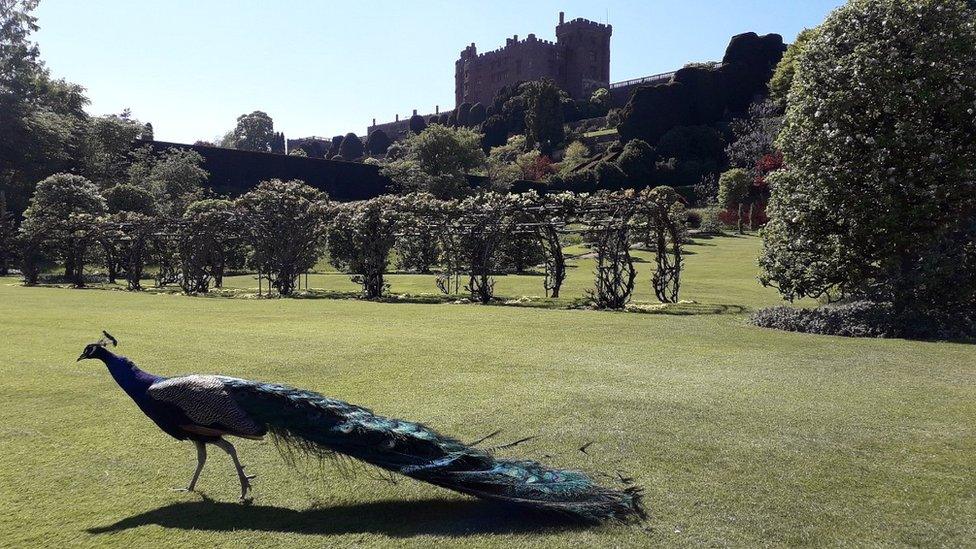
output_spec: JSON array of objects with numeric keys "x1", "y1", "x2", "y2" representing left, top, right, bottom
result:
[{"x1": 455, "y1": 12, "x2": 611, "y2": 107}]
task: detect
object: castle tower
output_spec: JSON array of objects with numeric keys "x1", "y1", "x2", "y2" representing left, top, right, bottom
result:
[
  {"x1": 455, "y1": 43, "x2": 477, "y2": 107},
  {"x1": 555, "y1": 12, "x2": 612, "y2": 100}
]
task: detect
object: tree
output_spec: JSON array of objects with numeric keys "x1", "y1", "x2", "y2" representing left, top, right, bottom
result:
[
  {"x1": 233, "y1": 111, "x2": 274, "y2": 152},
  {"x1": 270, "y1": 131, "x2": 285, "y2": 154},
  {"x1": 82, "y1": 111, "x2": 150, "y2": 188},
  {"x1": 395, "y1": 192, "x2": 442, "y2": 274},
  {"x1": 480, "y1": 114, "x2": 509, "y2": 150},
  {"x1": 0, "y1": 191, "x2": 14, "y2": 275},
  {"x1": 456, "y1": 103, "x2": 472, "y2": 127},
  {"x1": 237, "y1": 179, "x2": 328, "y2": 296},
  {"x1": 0, "y1": 0, "x2": 91, "y2": 216},
  {"x1": 588, "y1": 88, "x2": 611, "y2": 117},
  {"x1": 759, "y1": 0, "x2": 976, "y2": 338},
  {"x1": 381, "y1": 125, "x2": 486, "y2": 199},
  {"x1": 21, "y1": 173, "x2": 106, "y2": 286},
  {"x1": 498, "y1": 230, "x2": 544, "y2": 274},
  {"x1": 100, "y1": 211, "x2": 157, "y2": 290},
  {"x1": 338, "y1": 133, "x2": 364, "y2": 160},
  {"x1": 216, "y1": 130, "x2": 236, "y2": 149},
  {"x1": 326, "y1": 135, "x2": 344, "y2": 159},
  {"x1": 177, "y1": 199, "x2": 241, "y2": 293},
  {"x1": 103, "y1": 183, "x2": 156, "y2": 214},
  {"x1": 485, "y1": 136, "x2": 527, "y2": 189},
  {"x1": 559, "y1": 141, "x2": 590, "y2": 175},
  {"x1": 718, "y1": 168, "x2": 751, "y2": 233},
  {"x1": 522, "y1": 79, "x2": 565, "y2": 153},
  {"x1": 468, "y1": 103, "x2": 487, "y2": 126},
  {"x1": 365, "y1": 129, "x2": 392, "y2": 156},
  {"x1": 616, "y1": 139, "x2": 656, "y2": 185},
  {"x1": 408, "y1": 114, "x2": 427, "y2": 135},
  {"x1": 131, "y1": 147, "x2": 208, "y2": 215},
  {"x1": 768, "y1": 29, "x2": 816, "y2": 110},
  {"x1": 654, "y1": 125, "x2": 725, "y2": 187},
  {"x1": 521, "y1": 153, "x2": 555, "y2": 182},
  {"x1": 725, "y1": 99, "x2": 782, "y2": 177},
  {"x1": 327, "y1": 195, "x2": 400, "y2": 299}
]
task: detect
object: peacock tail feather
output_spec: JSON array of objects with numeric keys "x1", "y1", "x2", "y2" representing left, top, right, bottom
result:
[{"x1": 220, "y1": 377, "x2": 644, "y2": 522}]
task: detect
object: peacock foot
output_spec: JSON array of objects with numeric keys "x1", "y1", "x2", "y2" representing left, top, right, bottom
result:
[{"x1": 238, "y1": 472, "x2": 256, "y2": 503}]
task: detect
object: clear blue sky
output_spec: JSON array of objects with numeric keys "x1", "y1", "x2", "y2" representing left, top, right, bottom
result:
[{"x1": 34, "y1": 0, "x2": 844, "y2": 143}]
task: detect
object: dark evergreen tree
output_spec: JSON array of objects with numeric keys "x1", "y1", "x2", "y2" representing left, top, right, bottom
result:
[
  {"x1": 468, "y1": 103, "x2": 487, "y2": 126},
  {"x1": 270, "y1": 132, "x2": 286, "y2": 154},
  {"x1": 456, "y1": 103, "x2": 472, "y2": 127},
  {"x1": 338, "y1": 133, "x2": 364, "y2": 160},
  {"x1": 409, "y1": 114, "x2": 427, "y2": 134},
  {"x1": 481, "y1": 115, "x2": 509, "y2": 151},
  {"x1": 327, "y1": 135, "x2": 344, "y2": 159},
  {"x1": 365, "y1": 129, "x2": 392, "y2": 156},
  {"x1": 522, "y1": 79, "x2": 565, "y2": 154}
]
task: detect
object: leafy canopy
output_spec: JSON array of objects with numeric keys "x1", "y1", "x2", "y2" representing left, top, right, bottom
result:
[{"x1": 759, "y1": 0, "x2": 976, "y2": 337}]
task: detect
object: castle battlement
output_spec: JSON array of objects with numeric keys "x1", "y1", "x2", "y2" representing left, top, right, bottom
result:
[
  {"x1": 460, "y1": 34, "x2": 560, "y2": 62},
  {"x1": 556, "y1": 17, "x2": 612, "y2": 33}
]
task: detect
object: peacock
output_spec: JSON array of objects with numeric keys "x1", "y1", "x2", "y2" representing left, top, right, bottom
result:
[{"x1": 77, "y1": 332, "x2": 644, "y2": 522}]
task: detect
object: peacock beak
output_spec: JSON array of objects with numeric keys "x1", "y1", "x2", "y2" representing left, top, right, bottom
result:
[{"x1": 76, "y1": 354, "x2": 87, "y2": 362}]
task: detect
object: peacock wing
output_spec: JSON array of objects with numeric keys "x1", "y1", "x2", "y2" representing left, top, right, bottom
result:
[{"x1": 148, "y1": 375, "x2": 267, "y2": 439}]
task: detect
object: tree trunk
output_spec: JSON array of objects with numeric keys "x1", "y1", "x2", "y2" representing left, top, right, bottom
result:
[{"x1": 737, "y1": 204, "x2": 744, "y2": 234}]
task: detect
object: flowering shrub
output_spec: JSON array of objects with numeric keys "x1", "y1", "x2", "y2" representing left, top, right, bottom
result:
[
  {"x1": 759, "y1": 0, "x2": 976, "y2": 338},
  {"x1": 718, "y1": 202, "x2": 767, "y2": 229}
]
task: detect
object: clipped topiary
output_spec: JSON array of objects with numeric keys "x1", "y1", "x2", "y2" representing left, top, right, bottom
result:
[
  {"x1": 338, "y1": 132, "x2": 365, "y2": 160},
  {"x1": 365, "y1": 129, "x2": 392, "y2": 156},
  {"x1": 409, "y1": 114, "x2": 427, "y2": 134}
]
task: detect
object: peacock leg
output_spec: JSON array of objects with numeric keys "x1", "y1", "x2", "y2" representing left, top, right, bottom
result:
[
  {"x1": 173, "y1": 440, "x2": 207, "y2": 492},
  {"x1": 187, "y1": 440, "x2": 207, "y2": 490},
  {"x1": 213, "y1": 438, "x2": 255, "y2": 503}
]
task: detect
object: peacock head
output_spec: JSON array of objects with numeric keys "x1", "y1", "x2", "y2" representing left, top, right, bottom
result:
[{"x1": 77, "y1": 331, "x2": 118, "y2": 362}]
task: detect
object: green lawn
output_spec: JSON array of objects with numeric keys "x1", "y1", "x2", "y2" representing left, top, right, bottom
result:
[{"x1": 1, "y1": 235, "x2": 975, "y2": 547}]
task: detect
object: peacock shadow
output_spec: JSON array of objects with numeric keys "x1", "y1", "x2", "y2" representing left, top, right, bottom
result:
[{"x1": 86, "y1": 497, "x2": 589, "y2": 538}]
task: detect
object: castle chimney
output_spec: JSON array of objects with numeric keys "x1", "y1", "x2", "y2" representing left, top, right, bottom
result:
[
  {"x1": 372, "y1": 118, "x2": 376, "y2": 126},
  {"x1": 514, "y1": 34, "x2": 518, "y2": 42},
  {"x1": 395, "y1": 114, "x2": 399, "y2": 122},
  {"x1": 413, "y1": 109, "x2": 417, "y2": 116},
  {"x1": 436, "y1": 105, "x2": 440, "y2": 114},
  {"x1": 559, "y1": 11, "x2": 565, "y2": 25}
]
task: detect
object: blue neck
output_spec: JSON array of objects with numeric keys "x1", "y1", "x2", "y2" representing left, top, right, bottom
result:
[{"x1": 96, "y1": 349, "x2": 162, "y2": 403}]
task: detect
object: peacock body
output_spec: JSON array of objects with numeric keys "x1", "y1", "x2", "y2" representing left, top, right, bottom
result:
[{"x1": 77, "y1": 334, "x2": 643, "y2": 522}]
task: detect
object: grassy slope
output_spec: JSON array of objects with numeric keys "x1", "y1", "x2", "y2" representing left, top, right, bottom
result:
[{"x1": 1, "y1": 235, "x2": 974, "y2": 548}]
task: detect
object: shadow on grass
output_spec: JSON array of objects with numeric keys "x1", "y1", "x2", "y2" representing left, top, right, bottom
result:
[{"x1": 87, "y1": 497, "x2": 587, "y2": 538}]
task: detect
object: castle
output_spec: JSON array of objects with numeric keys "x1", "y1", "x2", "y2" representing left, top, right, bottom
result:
[
  {"x1": 367, "y1": 13, "x2": 784, "y2": 143},
  {"x1": 456, "y1": 12, "x2": 611, "y2": 107},
  {"x1": 370, "y1": 12, "x2": 626, "y2": 138}
]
